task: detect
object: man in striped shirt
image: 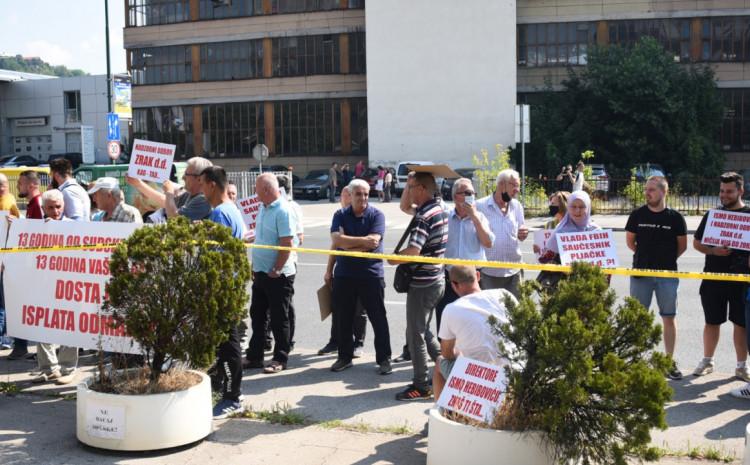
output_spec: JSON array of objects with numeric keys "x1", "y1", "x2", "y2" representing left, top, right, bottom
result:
[
  {"x1": 476, "y1": 169, "x2": 528, "y2": 298},
  {"x1": 390, "y1": 171, "x2": 448, "y2": 400}
]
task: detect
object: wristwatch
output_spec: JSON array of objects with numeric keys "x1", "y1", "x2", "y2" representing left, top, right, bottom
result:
[{"x1": 270, "y1": 267, "x2": 281, "y2": 275}]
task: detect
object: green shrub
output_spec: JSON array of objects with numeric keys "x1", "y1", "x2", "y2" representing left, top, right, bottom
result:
[{"x1": 472, "y1": 144, "x2": 511, "y2": 198}]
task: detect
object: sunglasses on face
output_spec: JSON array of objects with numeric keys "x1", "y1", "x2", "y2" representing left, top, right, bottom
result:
[{"x1": 456, "y1": 190, "x2": 475, "y2": 196}]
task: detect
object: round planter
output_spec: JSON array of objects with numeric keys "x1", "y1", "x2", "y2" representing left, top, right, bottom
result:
[
  {"x1": 427, "y1": 408, "x2": 555, "y2": 465},
  {"x1": 76, "y1": 370, "x2": 212, "y2": 451}
]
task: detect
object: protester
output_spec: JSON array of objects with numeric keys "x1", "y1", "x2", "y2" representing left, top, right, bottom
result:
[
  {"x1": 328, "y1": 162, "x2": 339, "y2": 203},
  {"x1": 329, "y1": 179, "x2": 391, "y2": 374},
  {"x1": 0, "y1": 173, "x2": 18, "y2": 351},
  {"x1": 126, "y1": 156, "x2": 213, "y2": 221},
  {"x1": 556, "y1": 165, "x2": 574, "y2": 193},
  {"x1": 341, "y1": 163, "x2": 352, "y2": 187},
  {"x1": 320, "y1": 185, "x2": 368, "y2": 356},
  {"x1": 200, "y1": 166, "x2": 247, "y2": 419},
  {"x1": 49, "y1": 158, "x2": 89, "y2": 221},
  {"x1": 88, "y1": 177, "x2": 143, "y2": 224},
  {"x1": 245, "y1": 174, "x2": 297, "y2": 374},
  {"x1": 355, "y1": 159, "x2": 366, "y2": 178},
  {"x1": 383, "y1": 168, "x2": 393, "y2": 203},
  {"x1": 573, "y1": 161, "x2": 586, "y2": 192},
  {"x1": 32, "y1": 189, "x2": 78, "y2": 384},
  {"x1": 625, "y1": 176, "x2": 687, "y2": 380},
  {"x1": 540, "y1": 190, "x2": 600, "y2": 259},
  {"x1": 375, "y1": 166, "x2": 386, "y2": 202},
  {"x1": 227, "y1": 180, "x2": 238, "y2": 202},
  {"x1": 476, "y1": 169, "x2": 528, "y2": 298},
  {"x1": 390, "y1": 171, "x2": 448, "y2": 401},
  {"x1": 693, "y1": 172, "x2": 750, "y2": 383},
  {"x1": 435, "y1": 178, "x2": 494, "y2": 332},
  {"x1": 433, "y1": 265, "x2": 515, "y2": 399},
  {"x1": 532, "y1": 191, "x2": 569, "y2": 256}
]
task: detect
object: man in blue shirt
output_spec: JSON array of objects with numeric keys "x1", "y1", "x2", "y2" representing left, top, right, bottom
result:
[
  {"x1": 330, "y1": 179, "x2": 392, "y2": 374},
  {"x1": 246, "y1": 173, "x2": 297, "y2": 375},
  {"x1": 201, "y1": 166, "x2": 246, "y2": 419}
]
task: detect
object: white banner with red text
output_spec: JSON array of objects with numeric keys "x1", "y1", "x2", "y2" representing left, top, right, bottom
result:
[{"x1": 127, "y1": 138, "x2": 175, "y2": 184}]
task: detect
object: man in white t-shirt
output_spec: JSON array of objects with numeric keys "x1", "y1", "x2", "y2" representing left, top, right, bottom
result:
[{"x1": 434, "y1": 264, "x2": 516, "y2": 399}]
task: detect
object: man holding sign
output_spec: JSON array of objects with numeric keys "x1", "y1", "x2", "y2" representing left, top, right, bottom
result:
[
  {"x1": 625, "y1": 176, "x2": 687, "y2": 380},
  {"x1": 693, "y1": 172, "x2": 750, "y2": 383}
]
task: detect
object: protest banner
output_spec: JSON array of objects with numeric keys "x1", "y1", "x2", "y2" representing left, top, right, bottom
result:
[
  {"x1": 436, "y1": 356, "x2": 507, "y2": 423},
  {"x1": 237, "y1": 194, "x2": 260, "y2": 233},
  {"x1": 557, "y1": 229, "x2": 619, "y2": 268},
  {"x1": 533, "y1": 229, "x2": 553, "y2": 258},
  {"x1": 701, "y1": 209, "x2": 750, "y2": 251},
  {"x1": 127, "y1": 138, "x2": 175, "y2": 184},
  {"x1": 4, "y1": 219, "x2": 141, "y2": 353}
]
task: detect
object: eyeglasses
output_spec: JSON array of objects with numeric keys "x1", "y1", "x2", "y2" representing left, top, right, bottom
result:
[
  {"x1": 183, "y1": 173, "x2": 199, "y2": 179},
  {"x1": 456, "y1": 190, "x2": 475, "y2": 196}
]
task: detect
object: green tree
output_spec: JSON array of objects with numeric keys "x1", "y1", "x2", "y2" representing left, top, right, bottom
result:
[
  {"x1": 515, "y1": 37, "x2": 724, "y2": 179},
  {"x1": 0, "y1": 54, "x2": 87, "y2": 77},
  {"x1": 104, "y1": 217, "x2": 251, "y2": 383}
]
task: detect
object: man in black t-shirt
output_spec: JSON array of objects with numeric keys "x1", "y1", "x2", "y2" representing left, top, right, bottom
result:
[
  {"x1": 625, "y1": 176, "x2": 687, "y2": 380},
  {"x1": 692, "y1": 172, "x2": 750, "y2": 386}
]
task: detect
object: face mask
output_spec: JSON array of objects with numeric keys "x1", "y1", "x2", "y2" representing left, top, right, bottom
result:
[
  {"x1": 464, "y1": 195, "x2": 475, "y2": 205},
  {"x1": 549, "y1": 205, "x2": 559, "y2": 216},
  {"x1": 501, "y1": 191, "x2": 511, "y2": 203}
]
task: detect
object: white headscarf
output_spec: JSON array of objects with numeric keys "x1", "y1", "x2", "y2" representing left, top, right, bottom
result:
[{"x1": 543, "y1": 191, "x2": 599, "y2": 255}]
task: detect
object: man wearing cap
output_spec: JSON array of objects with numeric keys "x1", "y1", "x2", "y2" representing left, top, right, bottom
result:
[{"x1": 88, "y1": 177, "x2": 143, "y2": 224}]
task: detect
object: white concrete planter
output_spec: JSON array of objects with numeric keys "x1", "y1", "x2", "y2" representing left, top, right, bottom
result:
[
  {"x1": 427, "y1": 408, "x2": 556, "y2": 465},
  {"x1": 76, "y1": 370, "x2": 212, "y2": 451}
]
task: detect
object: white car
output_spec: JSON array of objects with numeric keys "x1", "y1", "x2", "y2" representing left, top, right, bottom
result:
[{"x1": 394, "y1": 161, "x2": 434, "y2": 195}]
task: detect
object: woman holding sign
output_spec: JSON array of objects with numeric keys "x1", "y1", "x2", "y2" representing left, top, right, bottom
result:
[
  {"x1": 532, "y1": 191, "x2": 569, "y2": 256},
  {"x1": 537, "y1": 191, "x2": 601, "y2": 290}
]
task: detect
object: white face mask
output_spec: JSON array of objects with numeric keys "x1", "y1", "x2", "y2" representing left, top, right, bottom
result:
[{"x1": 464, "y1": 195, "x2": 475, "y2": 205}]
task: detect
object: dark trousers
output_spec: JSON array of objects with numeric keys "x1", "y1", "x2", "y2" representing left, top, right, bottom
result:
[
  {"x1": 333, "y1": 277, "x2": 391, "y2": 364},
  {"x1": 329, "y1": 299, "x2": 367, "y2": 347},
  {"x1": 248, "y1": 272, "x2": 295, "y2": 365},
  {"x1": 328, "y1": 184, "x2": 336, "y2": 202},
  {"x1": 435, "y1": 271, "x2": 460, "y2": 334},
  {"x1": 265, "y1": 303, "x2": 295, "y2": 347},
  {"x1": 217, "y1": 325, "x2": 243, "y2": 402}
]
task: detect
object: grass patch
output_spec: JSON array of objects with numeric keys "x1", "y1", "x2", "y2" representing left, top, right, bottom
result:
[
  {"x1": 0, "y1": 381, "x2": 20, "y2": 395},
  {"x1": 234, "y1": 402, "x2": 307, "y2": 425},
  {"x1": 645, "y1": 442, "x2": 736, "y2": 463},
  {"x1": 319, "y1": 419, "x2": 413, "y2": 435}
]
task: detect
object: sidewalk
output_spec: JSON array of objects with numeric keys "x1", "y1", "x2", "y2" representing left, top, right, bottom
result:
[{"x1": 0, "y1": 347, "x2": 747, "y2": 464}]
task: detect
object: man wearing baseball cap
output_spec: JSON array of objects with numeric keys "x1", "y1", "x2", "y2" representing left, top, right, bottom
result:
[{"x1": 88, "y1": 177, "x2": 142, "y2": 224}]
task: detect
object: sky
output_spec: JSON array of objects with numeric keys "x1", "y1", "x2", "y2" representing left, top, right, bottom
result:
[{"x1": 0, "y1": 0, "x2": 127, "y2": 75}]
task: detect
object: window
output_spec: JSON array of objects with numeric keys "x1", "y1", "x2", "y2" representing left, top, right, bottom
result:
[
  {"x1": 273, "y1": 35, "x2": 340, "y2": 76},
  {"x1": 127, "y1": 0, "x2": 189, "y2": 27},
  {"x1": 198, "y1": 0, "x2": 262, "y2": 20},
  {"x1": 350, "y1": 98, "x2": 367, "y2": 154},
  {"x1": 130, "y1": 46, "x2": 192, "y2": 85},
  {"x1": 270, "y1": 0, "x2": 340, "y2": 14},
  {"x1": 202, "y1": 102, "x2": 265, "y2": 157},
  {"x1": 348, "y1": 32, "x2": 366, "y2": 74},
  {"x1": 608, "y1": 19, "x2": 691, "y2": 62},
  {"x1": 64, "y1": 91, "x2": 81, "y2": 124},
  {"x1": 518, "y1": 22, "x2": 596, "y2": 67},
  {"x1": 701, "y1": 17, "x2": 750, "y2": 62},
  {"x1": 201, "y1": 40, "x2": 264, "y2": 81},
  {"x1": 133, "y1": 106, "x2": 194, "y2": 158},
  {"x1": 274, "y1": 99, "x2": 341, "y2": 155},
  {"x1": 720, "y1": 88, "x2": 750, "y2": 151}
]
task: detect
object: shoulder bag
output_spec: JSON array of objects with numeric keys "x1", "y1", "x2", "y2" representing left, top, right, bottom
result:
[{"x1": 393, "y1": 216, "x2": 418, "y2": 293}]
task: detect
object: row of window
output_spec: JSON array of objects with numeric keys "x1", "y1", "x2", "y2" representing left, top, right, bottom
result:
[
  {"x1": 130, "y1": 33, "x2": 365, "y2": 85},
  {"x1": 721, "y1": 88, "x2": 750, "y2": 152},
  {"x1": 132, "y1": 98, "x2": 367, "y2": 158},
  {"x1": 519, "y1": 16, "x2": 750, "y2": 67},
  {"x1": 127, "y1": 0, "x2": 364, "y2": 27}
]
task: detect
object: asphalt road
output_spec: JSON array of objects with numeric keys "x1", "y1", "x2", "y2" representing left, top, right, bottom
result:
[{"x1": 281, "y1": 200, "x2": 742, "y2": 378}]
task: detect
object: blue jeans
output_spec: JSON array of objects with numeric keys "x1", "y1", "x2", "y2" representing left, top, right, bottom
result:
[{"x1": 630, "y1": 277, "x2": 678, "y2": 317}]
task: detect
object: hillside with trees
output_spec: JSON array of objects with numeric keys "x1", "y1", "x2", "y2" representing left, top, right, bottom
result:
[{"x1": 0, "y1": 54, "x2": 87, "y2": 77}]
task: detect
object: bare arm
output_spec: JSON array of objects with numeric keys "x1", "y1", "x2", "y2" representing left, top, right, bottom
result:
[
  {"x1": 324, "y1": 251, "x2": 335, "y2": 286},
  {"x1": 331, "y1": 232, "x2": 381, "y2": 251},
  {"x1": 440, "y1": 338, "x2": 457, "y2": 360},
  {"x1": 400, "y1": 173, "x2": 416, "y2": 215},
  {"x1": 270, "y1": 236, "x2": 294, "y2": 276},
  {"x1": 387, "y1": 245, "x2": 420, "y2": 265},
  {"x1": 625, "y1": 231, "x2": 637, "y2": 253},
  {"x1": 162, "y1": 180, "x2": 180, "y2": 218},
  {"x1": 126, "y1": 175, "x2": 166, "y2": 207},
  {"x1": 676, "y1": 235, "x2": 687, "y2": 258},
  {"x1": 467, "y1": 208, "x2": 493, "y2": 249},
  {"x1": 694, "y1": 237, "x2": 731, "y2": 256}
]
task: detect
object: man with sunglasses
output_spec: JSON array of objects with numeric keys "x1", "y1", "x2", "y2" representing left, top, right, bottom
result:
[{"x1": 435, "y1": 178, "x2": 494, "y2": 333}]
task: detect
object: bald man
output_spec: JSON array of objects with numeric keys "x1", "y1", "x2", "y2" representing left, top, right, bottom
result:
[{"x1": 0, "y1": 173, "x2": 20, "y2": 218}]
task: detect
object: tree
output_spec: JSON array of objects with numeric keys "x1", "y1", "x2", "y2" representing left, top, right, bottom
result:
[
  {"x1": 0, "y1": 54, "x2": 87, "y2": 77},
  {"x1": 104, "y1": 217, "x2": 251, "y2": 383},
  {"x1": 515, "y1": 37, "x2": 724, "y2": 179}
]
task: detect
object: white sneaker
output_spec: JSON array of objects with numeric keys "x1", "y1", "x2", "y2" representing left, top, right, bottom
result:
[
  {"x1": 731, "y1": 383, "x2": 750, "y2": 400},
  {"x1": 693, "y1": 359, "x2": 715, "y2": 376},
  {"x1": 737, "y1": 366, "x2": 750, "y2": 382}
]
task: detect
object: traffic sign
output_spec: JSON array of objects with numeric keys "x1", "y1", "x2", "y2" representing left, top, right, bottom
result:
[
  {"x1": 107, "y1": 141, "x2": 121, "y2": 160},
  {"x1": 107, "y1": 113, "x2": 120, "y2": 141}
]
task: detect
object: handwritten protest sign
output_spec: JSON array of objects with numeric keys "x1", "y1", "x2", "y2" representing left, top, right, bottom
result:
[
  {"x1": 436, "y1": 356, "x2": 507, "y2": 423},
  {"x1": 127, "y1": 139, "x2": 175, "y2": 183},
  {"x1": 557, "y1": 229, "x2": 619, "y2": 268},
  {"x1": 236, "y1": 195, "x2": 261, "y2": 233},
  {"x1": 4, "y1": 219, "x2": 141, "y2": 353},
  {"x1": 533, "y1": 229, "x2": 552, "y2": 258},
  {"x1": 701, "y1": 209, "x2": 750, "y2": 251}
]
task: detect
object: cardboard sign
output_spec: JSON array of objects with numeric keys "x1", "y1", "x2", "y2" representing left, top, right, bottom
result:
[
  {"x1": 237, "y1": 195, "x2": 261, "y2": 233},
  {"x1": 86, "y1": 402, "x2": 125, "y2": 439},
  {"x1": 4, "y1": 219, "x2": 141, "y2": 353},
  {"x1": 557, "y1": 229, "x2": 619, "y2": 268},
  {"x1": 127, "y1": 139, "x2": 175, "y2": 184},
  {"x1": 701, "y1": 209, "x2": 750, "y2": 251},
  {"x1": 533, "y1": 229, "x2": 552, "y2": 258},
  {"x1": 436, "y1": 356, "x2": 507, "y2": 423}
]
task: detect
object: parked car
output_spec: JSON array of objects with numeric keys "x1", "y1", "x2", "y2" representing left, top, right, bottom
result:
[
  {"x1": 47, "y1": 152, "x2": 83, "y2": 169},
  {"x1": 0, "y1": 155, "x2": 41, "y2": 167},
  {"x1": 292, "y1": 169, "x2": 335, "y2": 200},
  {"x1": 395, "y1": 161, "x2": 434, "y2": 195},
  {"x1": 358, "y1": 167, "x2": 396, "y2": 197},
  {"x1": 588, "y1": 163, "x2": 610, "y2": 194},
  {"x1": 249, "y1": 164, "x2": 300, "y2": 184},
  {"x1": 441, "y1": 168, "x2": 477, "y2": 201},
  {"x1": 633, "y1": 163, "x2": 666, "y2": 182}
]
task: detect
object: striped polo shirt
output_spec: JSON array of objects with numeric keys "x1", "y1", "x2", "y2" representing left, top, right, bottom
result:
[{"x1": 407, "y1": 197, "x2": 449, "y2": 283}]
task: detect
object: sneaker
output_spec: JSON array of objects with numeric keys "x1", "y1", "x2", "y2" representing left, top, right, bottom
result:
[
  {"x1": 693, "y1": 359, "x2": 715, "y2": 376},
  {"x1": 667, "y1": 362, "x2": 683, "y2": 380},
  {"x1": 212, "y1": 399, "x2": 244, "y2": 420},
  {"x1": 736, "y1": 366, "x2": 750, "y2": 382},
  {"x1": 7, "y1": 347, "x2": 29, "y2": 360},
  {"x1": 32, "y1": 369, "x2": 61, "y2": 383},
  {"x1": 378, "y1": 360, "x2": 392, "y2": 375},
  {"x1": 353, "y1": 346, "x2": 364, "y2": 359},
  {"x1": 395, "y1": 384, "x2": 432, "y2": 401},
  {"x1": 317, "y1": 342, "x2": 338, "y2": 355},
  {"x1": 731, "y1": 383, "x2": 750, "y2": 400},
  {"x1": 393, "y1": 352, "x2": 411, "y2": 363},
  {"x1": 0, "y1": 343, "x2": 11, "y2": 350},
  {"x1": 330, "y1": 358, "x2": 353, "y2": 372}
]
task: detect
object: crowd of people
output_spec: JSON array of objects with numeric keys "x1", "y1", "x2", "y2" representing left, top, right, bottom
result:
[
  {"x1": 3, "y1": 157, "x2": 750, "y2": 418},
  {"x1": 327, "y1": 161, "x2": 395, "y2": 203}
]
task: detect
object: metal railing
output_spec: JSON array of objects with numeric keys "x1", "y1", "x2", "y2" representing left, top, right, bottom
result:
[{"x1": 227, "y1": 171, "x2": 293, "y2": 199}]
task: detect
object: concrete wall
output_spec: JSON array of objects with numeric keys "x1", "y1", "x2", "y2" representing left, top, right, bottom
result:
[{"x1": 365, "y1": 0, "x2": 517, "y2": 168}]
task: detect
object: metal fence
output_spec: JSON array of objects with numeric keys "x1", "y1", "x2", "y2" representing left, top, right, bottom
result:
[
  {"x1": 227, "y1": 171, "x2": 293, "y2": 199},
  {"x1": 520, "y1": 177, "x2": 724, "y2": 216}
]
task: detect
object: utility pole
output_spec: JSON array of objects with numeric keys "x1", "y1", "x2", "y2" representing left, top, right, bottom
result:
[{"x1": 105, "y1": 0, "x2": 112, "y2": 114}]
